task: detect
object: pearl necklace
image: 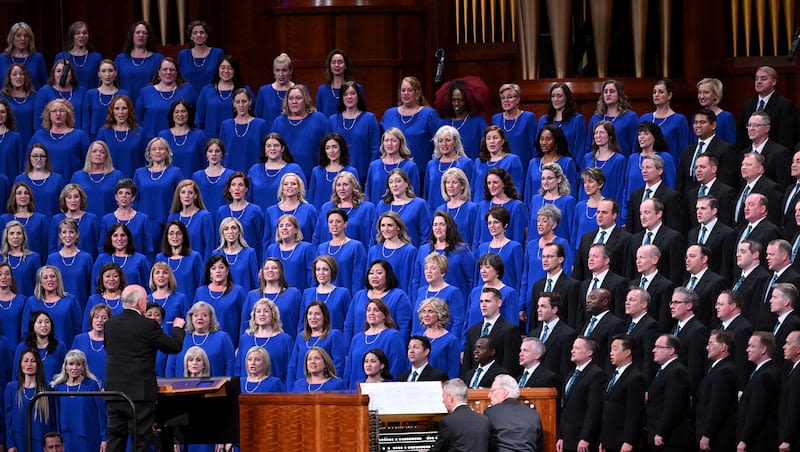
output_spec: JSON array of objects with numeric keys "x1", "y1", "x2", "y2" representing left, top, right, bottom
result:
[
  {"x1": 157, "y1": 86, "x2": 177, "y2": 101},
  {"x1": 113, "y1": 128, "x2": 129, "y2": 142},
  {"x1": 399, "y1": 108, "x2": 418, "y2": 125},
  {"x1": 234, "y1": 118, "x2": 252, "y2": 138},
  {"x1": 191, "y1": 332, "x2": 210, "y2": 345},
  {"x1": 244, "y1": 378, "x2": 264, "y2": 393},
  {"x1": 451, "y1": 113, "x2": 469, "y2": 130},
  {"x1": 56, "y1": 88, "x2": 73, "y2": 102},
  {"x1": 69, "y1": 52, "x2": 88, "y2": 67},
  {"x1": 364, "y1": 329, "x2": 383, "y2": 345},
  {"x1": 172, "y1": 131, "x2": 188, "y2": 147},
  {"x1": 98, "y1": 90, "x2": 118, "y2": 107},
  {"x1": 49, "y1": 130, "x2": 71, "y2": 141},
  {"x1": 287, "y1": 116, "x2": 306, "y2": 127},
  {"x1": 149, "y1": 168, "x2": 166, "y2": 181},
  {"x1": 502, "y1": 112, "x2": 519, "y2": 132},
  {"x1": 342, "y1": 112, "x2": 360, "y2": 131}
]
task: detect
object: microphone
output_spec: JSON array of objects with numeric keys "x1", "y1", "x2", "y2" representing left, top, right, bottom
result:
[
  {"x1": 434, "y1": 49, "x2": 445, "y2": 85},
  {"x1": 789, "y1": 26, "x2": 800, "y2": 60},
  {"x1": 58, "y1": 60, "x2": 70, "y2": 87}
]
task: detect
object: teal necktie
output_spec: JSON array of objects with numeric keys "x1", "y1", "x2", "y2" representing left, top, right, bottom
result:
[{"x1": 470, "y1": 367, "x2": 484, "y2": 388}]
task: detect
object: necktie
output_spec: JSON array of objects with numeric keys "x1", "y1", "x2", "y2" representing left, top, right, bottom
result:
[
  {"x1": 793, "y1": 235, "x2": 800, "y2": 262},
  {"x1": 643, "y1": 188, "x2": 653, "y2": 201},
  {"x1": 757, "y1": 99, "x2": 766, "y2": 111},
  {"x1": 764, "y1": 273, "x2": 779, "y2": 303},
  {"x1": 785, "y1": 182, "x2": 800, "y2": 214},
  {"x1": 690, "y1": 141, "x2": 705, "y2": 177},
  {"x1": 749, "y1": 368, "x2": 757, "y2": 380},
  {"x1": 596, "y1": 230, "x2": 607, "y2": 245},
  {"x1": 470, "y1": 367, "x2": 484, "y2": 388},
  {"x1": 687, "y1": 276, "x2": 698, "y2": 291},
  {"x1": 773, "y1": 320, "x2": 782, "y2": 335},
  {"x1": 644, "y1": 231, "x2": 653, "y2": 245},
  {"x1": 591, "y1": 277, "x2": 600, "y2": 291},
  {"x1": 626, "y1": 321, "x2": 636, "y2": 334},
  {"x1": 741, "y1": 225, "x2": 753, "y2": 241},
  {"x1": 585, "y1": 317, "x2": 598, "y2": 336},
  {"x1": 564, "y1": 369, "x2": 580, "y2": 397},
  {"x1": 410, "y1": 370, "x2": 418, "y2": 382},
  {"x1": 736, "y1": 185, "x2": 751, "y2": 222},
  {"x1": 655, "y1": 368, "x2": 663, "y2": 379},
  {"x1": 519, "y1": 370, "x2": 530, "y2": 387},
  {"x1": 540, "y1": 324, "x2": 550, "y2": 342},
  {"x1": 791, "y1": 364, "x2": 798, "y2": 377},
  {"x1": 639, "y1": 276, "x2": 647, "y2": 288},
  {"x1": 698, "y1": 226, "x2": 707, "y2": 244},
  {"x1": 672, "y1": 323, "x2": 682, "y2": 335},
  {"x1": 698, "y1": 184, "x2": 707, "y2": 197},
  {"x1": 606, "y1": 370, "x2": 619, "y2": 393},
  {"x1": 545, "y1": 278, "x2": 553, "y2": 292},
  {"x1": 732, "y1": 275, "x2": 745, "y2": 291},
  {"x1": 481, "y1": 322, "x2": 491, "y2": 337}
]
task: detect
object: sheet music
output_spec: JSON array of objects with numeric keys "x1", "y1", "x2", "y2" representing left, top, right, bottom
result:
[{"x1": 359, "y1": 381, "x2": 448, "y2": 414}]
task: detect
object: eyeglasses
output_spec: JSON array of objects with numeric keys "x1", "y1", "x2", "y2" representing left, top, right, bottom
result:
[
  {"x1": 668, "y1": 300, "x2": 686, "y2": 306},
  {"x1": 653, "y1": 345, "x2": 672, "y2": 349},
  {"x1": 746, "y1": 123, "x2": 768, "y2": 128},
  {"x1": 500, "y1": 95, "x2": 518, "y2": 101}
]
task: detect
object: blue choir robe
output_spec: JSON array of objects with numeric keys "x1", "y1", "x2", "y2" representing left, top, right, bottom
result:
[
  {"x1": 166, "y1": 210, "x2": 216, "y2": 260},
  {"x1": 470, "y1": 154, "x2": 524, "y2": 203},
  {"x1": 463, "y1": 285, "x2": 520, "y2": 345},
  {"x1": 571, "y1": 202, "x2": 601, "y2": 251},
  {"x1": 215, "y1": 203, "x2": 263, "y2": 262},
  {"x1": 154, "y1": 253, "x2": 204, "y2": 302},
  {"x1": 146, "y1": 291, "x2": 191, "y2": 333},
  {"x1": 46, "y1": 251, "x2": 93, "y2": 309},
  {"x1": 54, "y1": 50, "x2": 103, "y2": 88},
  {"x1": 194, "y1": 83, "x2": 252, "y2": 139},
  {"x1": 13, "y1": 343, "x2": 67, "y2": 384},
  {"x1": 240, "y1": 375, "x2": 284, "y2": 394},
  {"x1": 193, "y1": 168, "x2": 235, "y2": 214},
  {"x1": 0, "y1": 295, "x2": 25, "y2": 349},
  {"x1": 0, "y1": 175, "x2": 10, "y2": 216},
  {"x1": 300, "y1": 286, "x2": 352, "y2": 332},
  {"x1": 524, "y1": 156, "x2": 580, "y2": 204},
  {"x1": 98, "y1": 211, "x2": 153, "y2": 257},
  {"x1": 286, "y1": 329, "x2": 347, "y2": 384},
  {"x1": 91, "y1": 253, "x2": 150, "y2": 288},
  {"x1": 167, "y1": 330, "x2": 235, "y2": 377},
  {"x1": 328, "y1": 111, "x2": 381, "y2": 181},
  {"x1": 113, "y1": 52, "x2": 164, "y2": 104},
  {"x1": 289, "y1": 376, "x2": 348, "y2": 393},
  {"x1": 343, "y1": 288, "x2": 412, "y2": 345},
  {"x1": 442, "y1": 115, "x2": 488, "y2": 159},
  {"x1": 372, "y1": 199, "x2": 431, "y2": 248},
  {"x1": 210, "y1": 248, "x2": 258, "y2": 292},
  {"x1": 70, "y1": 333, "x2": 107, "y2": 387},
  {"x1": 411, "y1": 284, "x2": 465, "y2": 341},
  {"x1": 263, "y1": 203, "x2": 318, "y2": 247},
  {"x1": 13, "y1": 173, "x2": 65, "y2": 223},
  {"x1": 412, "y1": 244, "x2": 475, "y2": 301},
  {"x1": 366, "y1": 244, "x2": 418, "y2": 297},
  {"x1": 264, "y1": 242, "x2": 316, "y2": 292},
  {"x1": 219, "y1": 117, "x2": 269, "y2": 173},
  {"x1": 435, "y1": 201, "x2": 480, "y2": 252},
  {"x1": 537, "y1": 114, "x2": 587, "y2": 162},
  {"x1": 315, "y1": 240, "x2": 367, "y2": 295},
  {"x1": 83, "y1": 295, "x2": 124, "y2": 328},
  {"x1": 307, "y1": 165, "x2": 360, "y2": 210},
  {"x1": 2, "y1": 252, "x2": 41, "y2": 298},
  {"x1": 135, "y1": 84, "x2": 197, "y2": 139},
  {"x1": 4, "y1": 382, "x2": 57, "y2": 452},
  {"x1": 586, "y1": 110, "x2": 640, "y2": 157},
  {"x1": 236, "y1": 332, "x2": 293, "y2": 383},
  {"x1": 33, "y1": 86, "x2": 88, "y2": 133},
  {"x1": 21, "y1": 295, "x2": 81, "y2": 346},
  {"x1": 344, "y1": 328, "x2": 407, "y2": 388},
  {"x1": 27, "y1": 128, "x2": 89, "y2": 183},
  {"x1": 472, "y1": 199, "x2": 527, "y2": 248},
  {"x1": 0, "y1": 129, "x2": 23, "y2": 176},
  {"x1": 246, "y1": 162, "x2": 306, "y2": 213},
  {"x1": 580, "y1": 152, "x2": 627, "y2": 204},
  {"x1": 177, "y1": 47, "x2": 224, "y2": 94},
  {"x1": 312, "y1": 201, "x2": 375, "y2": 249},
  {"x1": 364, "y1": 159, "x2": 420, "y2": 206},
  {"x1": 132, "y1": 165, "x2": 183, "y2": 228},
  {"x1": 242, "y1": 288, "x2": 303, "y2": 342},
  {"x1": 0, "y1": 213, "x2": 47, "y2": 259},
  {"x1": 95, "y1": 126, "x2": 148, "y2": 178},
  {"x1": 424, "y1": 156, "x2": 474, "y2": 214},
  {"x1": 81, "y1": 88, "x2": 130, "y2": 139},
  {"x1": 47, "y1": 212, "x2": 100, "y2": 258},
  {"x1": 0, "y1": 53, "x2": 46, "y2": 89},
  {"x1": 255, "y1": 84, "x2": 290, "y2": 132},
  {"x1": 1, "y1": 93, "x2": 35, "y2": 149},
  {"x1": 53, "y1": 378, "x2": 106, "y2": 452},
  {"x1": 380, "y1": 106, "x2": 441, "y2": 178},
  {"x1": 473, "y1": 240, "x2": 524, "y2": 294},
  {"x1": 271, "y1": 112, "x2": 331, "y2": 180},
  {"x1": 639, "y1": 112, "x2": 690, "y2": 165},
  {"x1": 158, "y1": 128, "x2": 206, "y2": 179},
  {"x1": 491, "y1": 111, "x2": 538, "y2": 179},
  {"x1": 527, "y1": 194, "x2": 577, "y2": 243},
  {"x1": 426, "y1": 331, "x2": 462, "y2": 379},
  {"x1": 193, "y1": 284, "x2": 245, "y2": 348},
  {"x1": 315, "y1": 82, "x2": 364, "y2": 118}
]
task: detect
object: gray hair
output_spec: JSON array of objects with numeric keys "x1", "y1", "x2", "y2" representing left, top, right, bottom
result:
[
  {"x1": 443, "y1": 378, "x2": 468, "y2": 402},
  {"x1": 493, "y1": 374, "x2": 520, "y2": 399}
]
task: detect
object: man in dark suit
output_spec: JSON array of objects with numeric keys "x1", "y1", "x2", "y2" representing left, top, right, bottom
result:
[
  {"x1": 630, "y1": 198, "x2": 686, "y2": 286},
  {"x1": 578, "y1": 288, "x2": 625, "y2": 370},
  {"x1": 429, "y1": 378, "x2": 491, "y2": 452},
  {"x1": 462, "y1": 336, "x2": 510, "y2": 388},
  {"x1": 735, "y1": 193, "x2": 783, "y2": 266},
  {"x1": 695, "y1": 330, "x2": 738, "y2": 452},
  {"x1": 743, "y1": 110, "x2": 792, "y2": 187},
  {"x1": 683, "y1": 244, "x2": 728, "y2": 326},
  {"x1": 737, "y1": 65, "x2": 797, "y2": 150},
  {"x1": 626, "y1": 154, "x2": 686, "y2": 235},
  {"x1": 634, "y1": 244, "x2": 676, "y2": 332},
  {"x1": 778, "y1": 330, "x2": 800, "y2": 452},
  {"x1": 733, "y1": 153, "x2": 782, "y2": 227},
  {"x1": 687, "y1": 195, "x2": 736, "y2": 282},
  {"x1": 715, "y1": 290, "x2": 754, "y2": 388},
  {"x1": 599, "y1": 334, "x2": 646, "y2": 452},
  {"x1": 529, "y1": 242, "x2": 580, "y2": 330},
  {"x1": 769, "y1": 283, "x2": 800, "y2": 366},
  {"x1": 780, "y1": 150, "x2": 800, "y2": 241},
  {"x1": 462, "y1": 287, "x2": 522, "y2": 377},
  {"x1": 791, "y1": 199, "x2": 800, "y2": 272},
  {"x1": 105, "y1": 285, "x2": 186, "y2": 452},
  {"x1": 624, "y1": 287, "x2": 660, "y2": 382},
  {"x1": 678, "y1": 109, "x2": 738, "y2": 193},
  {"x1": 686, "y1": 155, "x2": 737, "y2": 228},
  {"x1": 574, "y1": 199, "x2": 632, "y2": 280},
  {"x1": 398, "y1": 336, "x2": 447, "y2": 382},
  {"x1": 557, "y1": 337, "x2": 605, "y2": 452},
  {"x1": 485, "y1": 374, "x2": 542, "y2": 452},
  {"x1": 529, "y1": 293, "x2": 576, "y2": 380},
  {"x1": 517, "y1": 337, "x2": 559, "y2": 388},
  {"x1": 733, "y1": 240, "x2": 771, "y2": 326},
  {"x1": 577, "y1": 244, "x2": 629, "y2": 325},
  {"x1": 761, "y1": 240, "x2": 800, "y2": 329},
  {"x1": 736, "y1": 332, "x2": 781, "y2": 452},
  {"x1": 647, "y1": 334, "x2": 694, "y2": 451},
  {"x1": 670, "y1": 287, "x2": 710, "y2": 397}
]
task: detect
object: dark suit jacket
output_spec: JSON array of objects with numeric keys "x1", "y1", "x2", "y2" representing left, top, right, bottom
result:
[
  {"x1": 792, "y1": 232, "x2": 800, "y2": 272},
  {"x1": 631, "y1": 225, "x2": 686, "y2": 286},
  {"x1": 748, "y1": 140, "x2": 792, "y2": 187},
  {"x1": 627, "y1": 183, "x2": 686, "y2": 236},
  {"x1": 600, "y1": 365, "x2": 646, "y2": 450},
  {"x1": 576, "y1": 272, "x2": 629, "y2": 327},
  {"x1": 626, "y1": 314, "x2": 660, "y2": 382},
  {"x1": 694, "y1": 358, "x2": 737, "y2": 451},
  {"x1": 735, "y1": 218, "x2": 783, "y2": 267},
  {"x1": 531, "y1": 273, "x2": 580, "y2": 331},
  {"x1": 687, "y1": 221, "x2": 736, "y2": 282},
  {"x1": 462, "y1": 317, "x2": 522, "y2": 377},
  {"x1": 686, "y1": 180, "x2": 737, "y2": 227},
  {"x1": 574, "y1": 227, "x2": 633, "y2": 281},
  {"x1": 674, "y1": 316, "x2": 709, "y2": 397},
  {"x1": 641, "y1": 272, "x2": 676, "y2": 332},
  {"x1": 774, "y1": 311, "x2": 800, "y2": 365},
  {"x1": 105, "y1": 308, "x2": 185, "y2": 401},
  {"x1": 684, "y1": 270, "x2": 728, "y2": 326},
  {"x1": 558, "y1": 362, "x2": 605, "y2": 450},
  {"x1": 529, "y1": 320, "x2": 576, "y2": 381},
  {"x1": 781, "y1": 180, "x2": 800, "y2": 241},
  {"x1": 734, "y1": 265, "x2": 770, "y2": 327},
  {"x1": 485, "y1": 398, "x2": 542, "y2": 452},
  {"x1": 578, "y1": 312, "x2": 625, "y2": 370},
  {"x1": 722, "y1": 314, "x2": 754, "y2": 389},
  {"x1": 462, "y1": 362, "x2": 510, "y2": 389},
  {"x1": 678, "y1": 136, "x2": 739, "y2": 193},
  {"x1": 398, "y1": 364, "x2": 448, "y2": 382},
  {"x1": 429, "y1": 404, "x2": 491, "y2": 452},
  {"x1": 520, "y1": 364, "x2": 559, "y2": 388},
  {"x1": 759, "y1": 268, "x2": 800, "y2": 330},
  {"x1": 778, "y1": 363, "x2": 800, "y2": 450},
  {"x1": 736, "y1": 359, "x2": 781, "y2": 452},
  {"x1": 738, "y1": 92, "x2": 797, "y2": 150},
  {"x1": 733, "y1": 176, "x2": 783, "y2": 227},
  {"x1": 646, "y1": 359, "x2": 693, "y2": 448}
]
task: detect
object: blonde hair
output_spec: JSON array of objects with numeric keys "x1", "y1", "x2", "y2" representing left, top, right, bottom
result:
[
  {"x1": 144, "y1": 137, "x2": 174, "y2": 167},
  {"x1": 440, "y1": 167, "x2": 471, "y2": 201},
  {"x1": 50, "y1": 349, "x2": 101, "y2": 386},
  {"x1": 275, "y1": 214, "x2": 303, "y2": 243},
  {"x1": 183, "y1": 346, "x2": 210, "y2": 377},
  {"x1": 246, "y1": 298, "x2": 283, "y2": 334}
]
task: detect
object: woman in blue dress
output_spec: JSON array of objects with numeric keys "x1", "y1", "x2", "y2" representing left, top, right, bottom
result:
[
  {"x1": 528, "y1": 162, "x2": 576, "y2": 242},
  {"x1": 0, "y1": 98, "x2": 23, "y2": 179},
  {"x1": 464, "y1": 254, "x2": 520, "y2": 340},
  {"x1": 194, "y1": 254, "x2": 246, "y2": 347},
  {"x1": 366, "y1": 212, "x2": 418, "y2": 297},
  {"x1": 264, "y1": 172, "x2": 318, "y2": 248},
  {"x1": 271, "y1": 84, "x2": 330, "y2": 180},
  {"x1": 473, "y1": 167, "x2": 527, "y2": 248},
  {"x1": 242, "y1": 258, "x2": 303, "y2": 343},
  {"x1": 424, "y1": 125, "x2": 474, "y2": 214},
  {"x1": 0, "y1": 220, "x2": 41, "y2": 297},
  {"x1": 34, "y1": 59, "x2": 86, "y2": 132},
  {"x1": 413, "y1": 211, "x2": 474, "y2": 300},
  {"x1": 380, "y1": 76, "x2": 440, "y2": 178},
  {"x1": 436, "y1": 168, "x2": 479, "y2": 248},
  {"x1": 195, "y1": 55, "x2": 249, "y2": 139},
  {"x1": 316, "y1": 49, "x2": 360, "y2": 118},
  {"x1": 28, "y1": 99, "x2": 89, "y2": 178},
  {"x1": 639, "y1": 79, "x2": 689, "y2": 164},
  {"x1": 84, "y1": 262, "x2": 126, "y2": 323},
  {"x1": 316, "y1": 209, "x2": 367, "y2": 295},
  {"x1": 133, "y1": 137, "x2": 183, "y2": 251},
  {"x1": 695, "y1": 77, "x2": 736, "y2": 145},
  {"x1": 307, "y1": 132, "x2": 359, "y2": 210},
  {"x1": 240, "y1": 346, "x2": 284, "y2": 393},
  {"x1": 473, "y1": 206, "x2": 523, "y2": 293},
  {"x1": 1, "y1": 182, "x2": 47, "y2": 259},
  {"x1": 364, "y1": 127, "x2": 420, "y2": 206},
  {"x1": 586, "y1": 80, "x2": 639, "y2": 157},
  {"x1": 255, "y1": 53, "x2": 296, "y2": 129},
  {"x1": 411, "y1": 253, "x2": 465, "y2": 341},
  {"x1": 146, "y1": 262, "x2": 190, "y2": 333},
  {"x1": 14, "y1": 311, "x2": 67, "y2": 383},
  {"x1": 0, "y1": 262, "x2": 25, "y2": 351},
  {"x1": 313, "y1": 171, "x2": 374, "y2": 248},
  {"x1": 5, "y1": 348, "x2": 57, "y2": 452},
  {"x1": 81, "y1": 59, "x2": 129, "y2": 140},
  {"x1": 182, "y1": 346, "x2": 211, "y2": 379},
  {"x1": 220, "y1": 88, "x2": 269, "y2": 173},
  {"x1": 343, "y1": 299, "x2": 407, "y2": 388},
  {"x1": 433, "y1": 77, "x2": 489, "y2": 159},
  {"x1": 328, "y1": 80, "x2": 380, "y2": 181},
  {"x1": 302, "y1": 255, "x2": 353, "y2": 332},
  {"x1": 289, "y1": 346, "x2": 347, "y2": 393},
  {"x1": 247, "y1": 132, "x2": 306, "y2": 214},
  {"x1": 46, "y1": 218, "x2": 93, "y2": 309},
  {"x1": 177, "y1": 20, "x2": 225, "y2": 93},
  {"x1": 155, "y1": 221, "x2": 204, "y2": 300},
  {"x1": 167, "y1": 179, "x2": 216, "y2": 259},
  {"x1": 114, "y1": 21, "x2": 164, "y2": 104},
  {"x1": 537, "y1": 83, "x2": 585, "y2": 162},
  {"x1": 417, "y1": 297, "x2": 461, "y2": 379},
  {"x1": 49, "y1": 185, "x2": 100, "y2": 264},
  {"x1": 135, "y1": 57, "x2": 197, "y2": 139},
  {"x1": 22, "y1": 266, "x2": 81, "y2": 347},
  {"x1": 265, "y1": 214, "x2": 315, "y2": 292},
  {"x1": 192, "y1": 138, "x2": 234, "y2": 214},
  {"x1": 1, "y1": 22, "x2": 47, "y2": 88},
  {"x1": 56, "y1": 21, "x2": 102, "y2": 102},
  {"x1": 98, "y1": 178, "x2": 152, "y2": 257},
  {"x1": 373, "y1": 168, "x2": 430, "y2": 248},
  {"x1": 71, "y1": 304, "x2": 111, "y2": 386},
  {"x1": 95, "y1": 95, "x2": 146, "y2": 178},
  {"x1": 1, "y1": 64, "x2": 37, "y2": 148},
  {"x1": 572, "y1": 168, "x2": 607, "y2": 250},
  {"x1": 581, "y1": 120, "x2": 627, "y2": 204},
  {"x1": 525, "y1": 124, "x2": 579, "y2": 204},
  {"x1": 344, "y1": 260, "x2": 412, "y2": 344},
  {"x1": 216, "y1": 171, "x2": 263, "y2": 261},
  {"x1": 287, "y1": 301, "x2": 346, "y2": 384},
  {"x1": 212, "y1": 216, "x2": 258, "y2": 291},
  {"x1": 491, "y1": 83, "x2": 538, "y2": 177},
  {"x1": 15, "y1": 143, "x2": 65, "y2": 222},
  {"x1": 236, "y1": 297, "x2": 293, "y2": 383},
  {"x1": 167, "y1": 301, "x2": 234, "y2": 377},
  {"x1": 158, "y1": 100, "x2": 205, "y2": 178},
  {"x1": 471, "y1": 125, "x2": 524, "y2": 202},
  {"x1": 92, "y1": 223, "x2": 149, "y2": 288},
  {"x1": 356, "y1": 349, "x2": 394, "y2": 385},
  {"x1": 621, "y1": 121, "x2": 677, "y2": 225},
  {"x1": 50, "y1": 349, "x2": 106, "y2": 452}
]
